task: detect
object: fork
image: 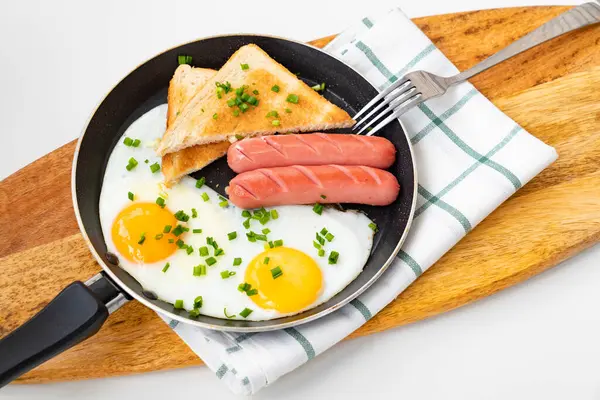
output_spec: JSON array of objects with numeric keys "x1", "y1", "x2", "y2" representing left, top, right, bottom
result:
[{"x1": 353, "y1": 1, "x2": 600, "y2": 136}]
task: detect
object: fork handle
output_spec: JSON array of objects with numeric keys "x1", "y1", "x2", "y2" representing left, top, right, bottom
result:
[{"x1": 446, "y1": 2, "x2": 600, "y2": 86}]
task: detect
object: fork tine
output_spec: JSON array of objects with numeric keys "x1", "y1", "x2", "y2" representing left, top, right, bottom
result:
[
  {"x1": 352, "y1": 77, "x2": 410, "y2": 121},
  {"x1": 355, "y1": 87, "x2": 418, "y2": 135},
  {"x1": 364, "y1": 94, "x2": 423, "y2": 137},
  {"x1": 353, "y1": 81, "x2": 414, "y2": 130}
]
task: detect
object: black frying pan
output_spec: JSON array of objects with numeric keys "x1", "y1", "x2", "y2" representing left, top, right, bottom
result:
[{"x1": 0, "y1": 35, "x2": 417, "y2": 386}]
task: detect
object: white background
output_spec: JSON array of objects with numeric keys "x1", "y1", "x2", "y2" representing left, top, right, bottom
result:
[{"x1": 2, "y1": 0, "x2": 598, "y2": 399}]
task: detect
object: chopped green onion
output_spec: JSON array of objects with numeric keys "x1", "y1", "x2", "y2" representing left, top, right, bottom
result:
[
  {"x1": 199, "y1": 246, "x2": 209, "y2": 256},
  {"x1": 246, "y1": 232, "x2": 256, "y2": 242},
  {"x1": 138, "y1": 233, "x2": 146, "y2": 245},
  {"x1": 235, "y1": 86, "x2": 245, "y2": 96},
  {"x1": 215, "y1": 81, "x2": 232, "y2": 93},
  {"x1": 178, "y1": 55, "x2": 192, "y2": 65},
  {"x1": 246, "y1": 289, "x2": 258, "y2": 296},
  {"x1": 188, "y1": 309, "x2": 201, "y2": 317},
  {"x1": 271, "y1": 209, "x2": 279, "y2": 219},
  {"x1": 320, "y1": 82, "x2": 326, "y2": 91},
  {"x1": 239, "y1": 308, "x2": 253, "y2": 318},
  {"x1": 214, "y1": 248, "x2": 225, "y2": 257},
  {"x1": 271, "y1": 84, "x2": 280, "y2": 93},
  {"x1": 156, "y1": 197, "x2": 166, "y2": 208},
  {"x1": 191, "y1": 208, "x2": 198, "y2": 218},
  {"x1": 207, "y1": 237, "x2": 218, "y2": 249},
  {"x1": 162, "y1": 262, "x2": 170, "y2": 273},
  {"x1": 206, "y1": 257, "x2": 217, "y2": 266},
  {"x1": 172, "y1": 225, "x2": 185, "y2": 236},
  {"x1": 242, "y1": 93, "x2": 251, "y2": 102},
  {"x1": 144, "y1": 159, "x2": 149, "y2": 163},
  {"x1": 320, "y1": 228, "x2": 328, "y2": 236},
  {"x1": 242, "y1": 210, "x2": 251, "y2": 218},
  {"x1": 263, "y1": 257, "x2": 270, "y2": 264},
  {"x1": 247, "y1": 96, "x2": 258, "y2": 105},
  {"x1": 224, "y1": 308, "x2": 236, "y2": 319},
  {"x1": 193, "y1": 264, "x2": 206, "y2": 276},
  {"x1": 168, "y1": 238, "x2": 174, "y2": 243},
  {"x1": 195, "y1": 177, "x2": 206, "y2": 188},
  {"x1": 163, "y1": 225, "x2": 172, "y2": 233},
  {"x1": 174, "y1": 210, "x2": 190, "y2": 222},
  {"x1": 128, "y1": 191, "x2": 134, "y2": 201},
  {"x1": 216, "y1": 86, "x2": 224, "y2": 98},
  {"x1": 176, "y1": 239, "x2": 185, "y2": 248},
  {"x1": 316, "y1": 233, "x2": 325, "y2": 245},
  {"x1": 149, "y1": 162, "x2": 161, "y2": 173},
  {"x1": 325, "y1": 233, "x2": 334, "y2": 242},
  {"x1": 155, "y1": 233, "x2": 163, "y2": 240},
  {"x1": 273, "y1": 239, "x2": 283, "y2": 247},
  {"x1": 132, "y1": 139, "x2": 141, "y2": 148},
  {"x1": 272, "y1": 120, "x2": 280, "y2": 126},
  {"x1": 238, "y1": 282, "x2": 251, "y2": 293},
  {"x1": 252, "y1": 89, "x2": 259, "y2": 95},
  {"x1": 182, "y1": 227, "x2": 190, "y2": 232},
  {"x1": 239, "y1": 103, "x2": 249, "y2": 112},
  {"x1": 228, "y1": 231, "x2": 237, "y2": 240},
  {"x1": 174, "y1": 299, "x2": 184, "y2": 309},
  {"x1": 368, "y1": 222, "x2": 378, "y2": 233},
  {"x1": 311, "y1": 84, "x2": 321, "y2": 91},
  {"x1": 233, "y1": 109, "x2": 240, "y2": 117},
  {"x1": 233, "y1": 257, "x2": 242, "y2": 266},
  {"x1": 186, "y1": 246, "x2": 194, "y2": 255},
  {"x1": 126, "y1": 157, "x2": 138, "y2": 171},
  {"x1": 192, "y1": 228, "x2": 202, "y2": 234},
  {"x1": 123, "y1": 137, "x2": 133, "y2": 146},
  {"x1": 266, "y1": 110, "x2": 279, "y2": 118},
  {"x1": 285, "y1": 108, "x2": 292, "y2": 113},
  {"x1": 328, "y1": 251, "x2": 339, "y2": 265},
  {"x1": 227, "y1": 98, "x2": 236, "y2": 107},
  {"x1": 271, "y1": 266, "x2": 283, "y2": 279},
  {"x1": 219, "y1": 199, "x2": 229, "y2": 208},
  {"x1": 201, "y1": 192, "x2": 209, "y2": 202},
  {"x1": 262, "y1": 228, "x2": 271, "y2": 235},
  {"x1": 235, "y1": 134, "x2": 244, "y2": 140},
  {"x1": 220, "y1": 270, "x2": 236, "y2": 279},
  {"x1": 194, "y1": 296, "x2": 203, "y2": 308},
  {"x1": 286, "y1": 94, "x2": 299, "y2": 104},
  {"x1": 320, "y1": 194, "x2": 327, "y2": 199},
  {"x1": 318, "y1": 249, "x2": 325, "y2": 257},
  {"x1": 313, "y1": 241, "x2": 321, "y2": 249},
  {"x1": 213, "y1": 113, "x2": 218, "y2": 120},
  {"x1": 243, "y1": 218, "x2": 251, "y2": 229},
  {"x1": 255, "y1": 233, "x2": 267, "y2": 241},
  {"x1": 267, "y1": 241, "x2": 274, "y2": 249},
  {"x1": 313, "y1": 203, "x2": 324, "y2": 215},
  {"x1": 240, "y1": 63, "x2": 249, "y2": 70}
]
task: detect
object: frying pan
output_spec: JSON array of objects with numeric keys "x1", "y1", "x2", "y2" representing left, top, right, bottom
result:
[{"x1": 0, "y1": 34, "x2": 417, "y2": 386}]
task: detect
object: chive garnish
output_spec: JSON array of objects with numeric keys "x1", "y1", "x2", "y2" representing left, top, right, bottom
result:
[
  {"x1": 286, "y1": 94, "x2": 299, "y2": 104},
  {"x1": 186, "y1": 246, "x2": 194, "y2": 255},
  {"x1": 128, "y1": 192, "x2": 134, "y2": 201},
  {"x1": 242, "y1": 210, "x2": 251, "y2": 218},
  {"x1": 227, "y1": 98, "x2": 236, "y2": 107},
  {"x1": 233, "y1": 257, "x2": 242, "y2": 266},
  {"x1": 168, "y1": 238, "x2": 174, "y2": 243},
  {"x1": 174, "y1": 299, "x2": 184, "y2": 309},
  {"x1": 235, "y1": 134, "x2": 244, "y2": 140},
  {"x1": 285, "y1": 108, "x2": 292, "y2": 113},
  {"x1": 271, "y1": 85, "x2": 280, "y2": 93},
  {"x1": 172, "y1": 225, "x2": 185, "y2": 236},
  {"x1": 313, "y1": 203, "x2": 324, "y2": 215},
  {"x1": 273, "y1": 239, "x2": 283, "y2": 247},
  {"x1": 235, "y1": 86, "x2": 244, "y2": 96},
  {"x1": 239, "y1": 308, "x2": 253, "y2": 318},
  {"x1": 176, "y1": 239, "x2": 185, "y2": 248},
  {"x1": 162, "y1": 262, "x2": 170, "y2": 273},
  {"x1": 311, "y1": 84, "x2": 320, "y2": 91},
  {"x1": 272, "y1": 120, "x2": 280, "y2": 126},
  {"x1": 271, "y1": 266, "x2": 283, "y2": 279},
  {"x1": 271, "y1": 209, "x2": 279, "y2": 219},
  {"x1": 201, "y1": 192, "x2": 209, "y2": 202},
  {"x1": 199, "y1": 246, "x2": 208, "y2": 256},
  {"x1": 123, "y1": 137, "x2": 133, "y2": 146},
  {"x1": 156, "y1": 197, "x2": 166, "y2": 208},
  {"x1": 194, "y1": 296, "x2": 203, "y2": 308},
  {"x1": 246, "y1": 289, "x2": 258, "y2": 296},
  {"x1": 192, "y1": 228, "x2": 202, "y2": 234},
  {"x1": 149, "y1": 162, "x2": 160, "y2": 173},
  {"x1": 233, "y1": 109, "x2": 240, "y2": 117},
  {"x1": 174, "y1": 210, "x2": 190, "y2": 222},
  {"x1": 219, "y1": 199, "x2": 229, "y2": 208},
  {"x1": 195, "y1": 177, "x2": 205, "y2": 188},
  {"x1": 207, "y1": 237, "x2": 218, "y2": 249},
  {"x1": 220, "y1": 270, "x2": 236, "y2": 279},
  {"x1": 320, "y1": 194, "x2": 327, "y2": 199},
  {"x1": 178, "y1": 55, "x2": 192, "y2": 65},
  {"x1": 206, "y1": 257, "x2": 217, "y2": 266},
  {"x1": 318, "y1": 249, "x2": 325, "y2": 257},
  {"x1": 262, "y1": 228, "x2": 270, "y2": 235},
  {"x1": 163, "y1": 225, "x2": 172, "y2": 233},
  {"x1": 240, "y1": 63, "x2": 249, "y2": 70},
  {"x1": 325, "y1": 233, "x2": 334, "y2": 242},
  {"x1": 132, "y1": 139, "x2": 141, "y2": 147},
  {"x1": 246, "y1": 232, "x2": 256, "y2": 242},
  {"x1": 212, "y1": 113, "x2": 218, "y2": 120},
  {"x1": 228, "y1": 231, "x2": 237, "y2": 240},
  {"x1": 247, "y1": 96, "x2": 258, "y2": 105},
  {"x1": 263, "y1": 257, "x2": 270, "y2": 264},
  {"x1": 214, "y1": 248, "x2": 224, "y2": 257},
  {"x1": 267, "y1": 241, "x2": 274, "y2": 249},
  {"x1": 126, "y1": 157, "x2": 138, "y2": 171},
  {"x1": 188, "y1": 309, "x2": 201, "y2": 317},
  {"x1": 368, "y1": 222, "x2": 378, "y2": 233},
  {"x1": 155, "y1": 233, "x2": 163, "y2": 240},
  {"x1": 252, "y1": 89, "x2": 259, "y2": 95},
  {"x1": 243, "y1": 218, "x2": 251, "y2": 229},
  {"x1": 328, "y1": 251, "x2": 339, "y2": 265},
  {"x1": 224, "y1": 308, "x2": 236, "y2": 319},
  {"x1": 313, "y1": 241, "x2": 321, "y2": 249},
  {"x1": 238, "y1": 282, "x2": 251, "y2": 293},
  {"x1": 193, "y1": 264, "x2": 206, "y2": 276},
  {"x1": 191, "y1": 208, "x2": 198, "y2": 218},
  {"x1": 138, "y1": 233, "x2": 146, "y2": 245},
  {"x1": 266, "y1": 110, "x2": 279, "y2": 118},
  {"x1": 239, "y1": 103, "x2": 249, "y2": 112},
  {"x1": 316, "y1": 233, "x2": 325, "y2": 245},
  {"x1": 320, "y1": 228, "x2": 328, "y2": 236}
]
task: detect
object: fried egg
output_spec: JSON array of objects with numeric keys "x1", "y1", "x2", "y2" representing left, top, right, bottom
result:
[{"x1": 99, "y1": 104, "x2": 375, "y2": 321}]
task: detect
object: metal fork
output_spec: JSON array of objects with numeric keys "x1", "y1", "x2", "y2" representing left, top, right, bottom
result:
[{"x1": 354, "y1": 2, "x2": 600, "y2": 136}]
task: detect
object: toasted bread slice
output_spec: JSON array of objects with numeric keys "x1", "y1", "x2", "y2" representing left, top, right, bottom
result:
[
  {"x1": 157, "y1": 44, "x2": 355, "y2": 156},
  {"x1": 162, "y1": 65, "x2": 231, "y2": 185}
]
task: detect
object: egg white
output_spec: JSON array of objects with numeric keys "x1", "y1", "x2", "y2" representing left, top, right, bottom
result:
[{"x1": 99, "y1": 104, "x2": 375, "y2": 321}]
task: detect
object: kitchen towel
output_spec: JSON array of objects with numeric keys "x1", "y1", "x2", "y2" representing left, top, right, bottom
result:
[{"x1": 159, "y1": 7, "x2": 558, "y2": 395}]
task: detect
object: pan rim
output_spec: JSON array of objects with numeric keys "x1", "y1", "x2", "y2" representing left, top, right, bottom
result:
[{"x1": 71, "y1": 33, "x2": 418, "y2": 332}]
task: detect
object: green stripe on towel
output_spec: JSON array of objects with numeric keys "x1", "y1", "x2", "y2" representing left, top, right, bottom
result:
[
  {"x1": 284, "y1": 328, "x2": 316, "y2": 360},
  {"x1": 350, "y1": 298, "x2": 372, "y2": 320},
  {"x1": 355, "y1": 41, "x2": 396, "y2": 82},
  {"x1": 398, "y1": 250, "x2": 423, "y2": 276},
  {"x1": 362, "y1": 17, "x2": 374, "y2": 28},
  {"x1": 216, "y1": 364, "x2": 228, "y2": 379},
  {"x1": 418, "y1": 185, "x2": 472, "y2": 233}
]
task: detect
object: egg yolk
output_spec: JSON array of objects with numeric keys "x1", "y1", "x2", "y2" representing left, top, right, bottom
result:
[
  {"x1": 111, "y1": 202, "x2": 178, "y2": 263},
  {"x1": 245, "y1": 247, "x2": 323, "y2": 313}
]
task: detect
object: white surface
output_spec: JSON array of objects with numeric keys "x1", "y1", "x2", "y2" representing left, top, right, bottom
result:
[{"x1": 2, "y1": 0, "x2": 596, "y2": 399}]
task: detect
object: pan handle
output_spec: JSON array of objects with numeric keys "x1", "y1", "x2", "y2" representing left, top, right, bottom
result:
[{"x1": 0, "y1": 272, "x2": 128, "y2": 387}]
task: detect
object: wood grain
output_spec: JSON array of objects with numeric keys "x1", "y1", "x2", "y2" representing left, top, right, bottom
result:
[{"x1": 1, "y1": 5, "x2": 599, "y2": 383}]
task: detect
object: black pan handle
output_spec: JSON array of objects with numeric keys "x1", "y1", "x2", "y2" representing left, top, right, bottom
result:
[{"x1": 0, "y1": 272, "x2": 128, "y2": 387}]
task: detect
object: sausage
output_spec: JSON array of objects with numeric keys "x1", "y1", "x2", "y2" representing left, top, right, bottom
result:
[
  {"x1": 227, "y1": 133, "x2": 396, "y2": 173},
  {"x1": 227, "y1": 165, "x2": 400, "y2": 209}
]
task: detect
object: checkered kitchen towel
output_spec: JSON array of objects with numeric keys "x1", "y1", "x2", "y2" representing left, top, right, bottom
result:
[{"x1": 160, "y1": 8, "x2": 558, "y2": 395}]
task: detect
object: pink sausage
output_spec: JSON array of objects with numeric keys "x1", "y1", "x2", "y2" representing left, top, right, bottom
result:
[
  {"x1": 227, "y1": 165, "x2": 400, "y2": 209},
  {"x1": 227, "y1": 133, "x2": 396, "y2": 173}
]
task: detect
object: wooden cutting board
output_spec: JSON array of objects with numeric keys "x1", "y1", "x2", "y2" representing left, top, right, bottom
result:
[{"x1": 1, "y1": 6, "x2": 599, "y2": 384}]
